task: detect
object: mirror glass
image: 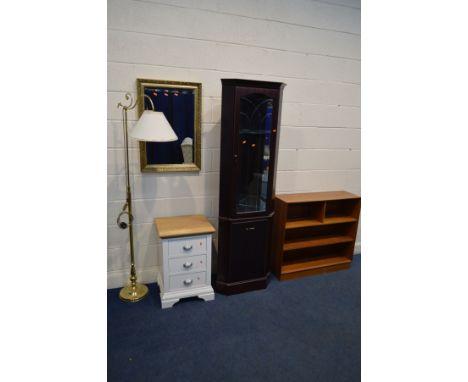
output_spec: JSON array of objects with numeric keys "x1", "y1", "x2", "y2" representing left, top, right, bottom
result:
[{"x1": 137, "y1": 79, "x2": 201, "y2": 172}]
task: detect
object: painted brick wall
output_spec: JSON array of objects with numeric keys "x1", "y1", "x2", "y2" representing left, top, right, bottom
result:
[{"x1": 107, "y1": 0, "x2": 361, "y2": 288}]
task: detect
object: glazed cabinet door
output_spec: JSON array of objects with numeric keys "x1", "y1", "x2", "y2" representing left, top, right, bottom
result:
[
  {"x1": 228, "y1": 218, "x2": 270, "y2": 281},
  {"x1": 234, "y1": 88, "x2": 278, "y2": 217}
]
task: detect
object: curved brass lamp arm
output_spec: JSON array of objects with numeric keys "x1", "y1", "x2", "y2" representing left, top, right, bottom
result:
[
  {"x1": 117, "y1": 92, "x2": 137, "y2": 111},
  {"x1": 143, "y1": 94, "x2": 155, "y2": 111},
  {"x1": 117, "y1": 92, "x2": 155, "y2": 112}
]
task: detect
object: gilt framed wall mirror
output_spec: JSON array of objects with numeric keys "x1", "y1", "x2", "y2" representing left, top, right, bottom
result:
[{"x1": 136, "y1": 79, "x2": 201, "y2": 172}]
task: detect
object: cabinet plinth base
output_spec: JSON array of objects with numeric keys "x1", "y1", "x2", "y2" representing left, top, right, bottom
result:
[
  {"x1": 215, "y1": 275, "x2": 268, "y2": 295},
  {"x1": 159, "y1": 285, "x2": 215, "y2": 309}
]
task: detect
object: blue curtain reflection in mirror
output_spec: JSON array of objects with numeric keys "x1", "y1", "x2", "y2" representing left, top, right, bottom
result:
[{"x1": 144, "y1": 87, "x2": 195, "y2": 164}]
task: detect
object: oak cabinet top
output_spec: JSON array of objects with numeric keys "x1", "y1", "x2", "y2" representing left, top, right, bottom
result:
[{"x1": 154, "y1": 215, "x2": 215, "y2": 238}]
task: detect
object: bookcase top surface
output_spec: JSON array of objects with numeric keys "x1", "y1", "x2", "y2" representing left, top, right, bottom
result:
[{"x1": 276, "y1": 191, "x2": 360, "y2": 204}]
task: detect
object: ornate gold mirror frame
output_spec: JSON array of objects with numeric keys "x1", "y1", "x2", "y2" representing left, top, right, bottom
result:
[{"x1": 136, "y1": 79, "x2": 202, "y2": 172}]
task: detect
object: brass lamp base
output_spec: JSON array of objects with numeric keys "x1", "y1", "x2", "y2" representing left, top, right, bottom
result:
[{"x1": 119, "y1": 283, "x2": 149, "y2": 302}]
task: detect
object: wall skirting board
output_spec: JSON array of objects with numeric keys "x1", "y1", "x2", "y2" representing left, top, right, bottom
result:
[
  {"x1": 354, "y1": 242, "x2": 361, "y2": 255},
  {"x1": 107, "y1": 266, "x2": 160, "y2": 290},
  {"x1": 107, "y1": 242, "x2": 360, "y2": 289}
]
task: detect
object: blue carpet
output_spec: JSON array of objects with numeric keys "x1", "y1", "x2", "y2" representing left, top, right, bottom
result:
[{"x1": 108, "y1": 255, "x2": 360, "y2": 382}]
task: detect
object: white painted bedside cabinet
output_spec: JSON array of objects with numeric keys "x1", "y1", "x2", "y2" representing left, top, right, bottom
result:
[{"x1": 154, "y1": 215, "x2": 216, "y2": 309}]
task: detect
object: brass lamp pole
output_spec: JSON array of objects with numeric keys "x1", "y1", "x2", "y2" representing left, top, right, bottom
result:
[
  {"x1": 116, "y1": 92, "x2": 177, "y2": 302},
  {"x1": 117, "y1": 93, "x2": 148, "y2": 302}
]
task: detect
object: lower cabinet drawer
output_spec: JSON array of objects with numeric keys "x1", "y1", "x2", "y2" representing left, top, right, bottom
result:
[
  {"x1": 169, "y1": 272, "x2": 206, "y2": 291},
  {"x1": 169, "y1": 254, "x2": 207, "y2": 275}
]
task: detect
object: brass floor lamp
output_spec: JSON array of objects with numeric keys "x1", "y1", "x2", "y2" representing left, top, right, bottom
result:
[{"x1": 117, "y1": 92, "x2": 177, "y2": 302}]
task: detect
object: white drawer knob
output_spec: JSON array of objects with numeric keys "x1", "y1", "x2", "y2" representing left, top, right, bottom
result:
[
  {"x1": 183, "y1": 262, "x2": 193, "y2": 269},
  {"x1": 183, "y1": 245, "x2": 193, "y2": 251},
  {"x1": 183, "y1": 279, "x2": 193, "y2": 286}
]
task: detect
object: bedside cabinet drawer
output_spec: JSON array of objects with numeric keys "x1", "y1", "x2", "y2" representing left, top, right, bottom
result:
[
  {"x1": 169, "y1": 272, "x2": 206, "y2": 291},
  {"x1": 169, "y1": 255, "x2": 207, "y2": 275},
  {"x1": 168, "y1": 236, "x2": 207, "y2": 257}
]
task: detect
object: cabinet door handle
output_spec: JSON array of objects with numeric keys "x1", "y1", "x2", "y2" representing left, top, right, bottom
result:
[
  {"x1": 183, "y1": 279, "x2": 193, "y2": 286},
  {"x1": 245, "y1": 227, "x2": 255, "y2": 231},
  {"x1": 183, "y1": 262, "x2": 193, "y2": 269},
  {"x1": 183, "y1": 245, "x2": 193, "y2": 251}
]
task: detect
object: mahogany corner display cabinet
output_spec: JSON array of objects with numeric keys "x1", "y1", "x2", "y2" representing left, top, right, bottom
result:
[{"x1": 215, "y1": 79, "x2": 285, "y2": 294}]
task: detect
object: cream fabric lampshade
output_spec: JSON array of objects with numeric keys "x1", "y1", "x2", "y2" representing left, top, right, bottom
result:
[{"x1": 130, "y1": 110, "x2": 178, "y2": 142}]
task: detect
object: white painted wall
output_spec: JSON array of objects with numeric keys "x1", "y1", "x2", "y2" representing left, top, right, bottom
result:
[{"x1": 107, "y1": 0, "x2": 361, "y2": 288}]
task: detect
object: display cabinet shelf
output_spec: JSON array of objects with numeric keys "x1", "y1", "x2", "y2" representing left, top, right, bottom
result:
[{"x1": 272, "y1": 191, "x2": 360, "y2": 281}]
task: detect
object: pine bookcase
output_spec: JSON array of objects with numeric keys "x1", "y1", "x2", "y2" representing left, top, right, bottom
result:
[{"x1": 272, "y1": 191, "x2": 361, "y2": 281}]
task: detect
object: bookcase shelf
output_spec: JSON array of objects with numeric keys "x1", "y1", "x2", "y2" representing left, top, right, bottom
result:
[
  {"x1": 285, "y1": 216, "x2": 357, "y2": 230},
  {"x1": 283, "y1": 235, "x2": 354, "y2": 251},
  {"x1": 272, "y1": 191, "x2": 360, "y2": 281},
  {"x1": 281, "y1": 256, "x2": 351, "y2": 277}
]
